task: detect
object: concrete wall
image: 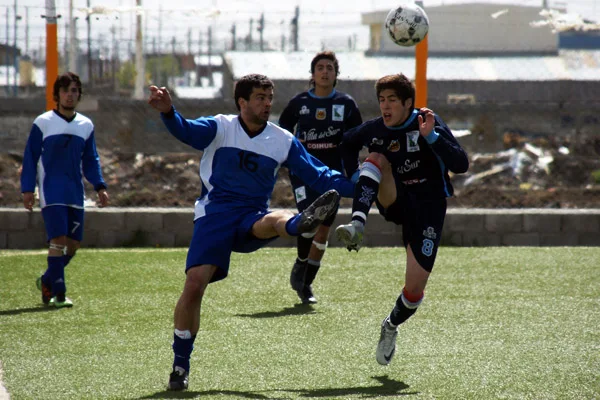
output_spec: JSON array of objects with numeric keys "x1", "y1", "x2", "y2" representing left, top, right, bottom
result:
[
  {"x1": 1, "y1": 208, "x2": 599, "y2": 250},
  {"x1": 1, "y1": 81, "x2": 599, "y2": 155}
]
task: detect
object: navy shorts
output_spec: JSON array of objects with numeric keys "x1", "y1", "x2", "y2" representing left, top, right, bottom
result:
[
  {"x1": 290, "y1": 174, "x2": 339, "y2": 227},
  {"x1": 41, "y1": 205, "x2": 85, "y2": 242},
  {"x1": 186, "y1": 207, "x2": 278, "y2": 283},
  {"x1": 376, "y1": 193, "x2": 447, "y2": 272}
]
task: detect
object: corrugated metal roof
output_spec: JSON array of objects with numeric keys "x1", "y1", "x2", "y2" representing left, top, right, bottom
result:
[{"x1": 224, "y1": 50, "x2": 600, "y2": 81}]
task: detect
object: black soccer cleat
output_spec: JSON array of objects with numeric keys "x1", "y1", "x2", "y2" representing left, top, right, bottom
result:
[
  {"x1": 290, "y1": 260, "x2": 307, "y2": 292},
  {"x1": 297, "y1": 285, "x2": 317, "y2": 305},
  {"x1": 36, "y1": 276, "x2": 52, "y2": 305},
  {"x1": 297, "y1": 190, "x2": 339, "y2": 234},
  {"x1": 168, "y1": 367, "x2": 189, "y2": 391}
]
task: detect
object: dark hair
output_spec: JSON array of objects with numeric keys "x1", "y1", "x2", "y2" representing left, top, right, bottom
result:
[
  {"x1": 234, "y1": 74, "x2": 274, "y2": 111},
  {"x1": 52, "y1": 72, "x2": 82, "y2": 102},
  {"x1": 309, "y1": 51, "x2": 340, "y2": 88},
  {"x1": 375, "y1": 73, "x2": 415, "y2": 111}
]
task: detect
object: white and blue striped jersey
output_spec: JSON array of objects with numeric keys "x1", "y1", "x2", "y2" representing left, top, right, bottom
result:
[
  {"x1": 160, "y1": 110, "x2": 354, "y2": 220},
  {"x1": 20, "y1": 110, "x2": 106, "y2": 209}
]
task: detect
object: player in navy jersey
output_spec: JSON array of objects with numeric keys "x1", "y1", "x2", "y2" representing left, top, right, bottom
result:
[
  {"x1": 335, "y1": 73, "x2": 468, "y2": 365},
  {"x1": 279, "y1": 51, "x2": 362, "y2": 304},
  {"x1": 21, "y1": 72, "x2": 109, "y2": 308},
  {"x1": 148, "y1": 73, "x2": 355, "y2": 391}
]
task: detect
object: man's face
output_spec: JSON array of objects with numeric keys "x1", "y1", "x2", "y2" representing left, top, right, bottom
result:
[
  {"x1": 241, "y1": 87, "x2": 273, "y2": 125},
  {"x1": 58, "y1": 82, "x2": 80, "y2": 112},
  {"x1": 378, "y1": 88, "x2": 412, "y2": 127},
  {"x1": 312, "y1": 59, "x2": 336, "y2": 89}
]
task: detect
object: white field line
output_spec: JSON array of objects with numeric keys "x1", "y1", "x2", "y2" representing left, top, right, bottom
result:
[{"x1": 0, "y1": 362, "x2": 9, "y2": 400}]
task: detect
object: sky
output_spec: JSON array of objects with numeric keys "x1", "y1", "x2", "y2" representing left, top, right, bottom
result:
[{"x1": 0, "y1": 0, "x2": 598, "y2": 57}]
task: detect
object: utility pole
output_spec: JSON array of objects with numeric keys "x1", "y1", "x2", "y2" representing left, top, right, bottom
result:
[
  {"x1": 230, "y1": 23, "x2": 236, "y2": 51},
  {"x1": 133, "y1": 0, "x2": 145, "y2": 99},
  {"x1": 13, "y1": 0, "x2": 20, "y2": 96},
  {"x1": 170, "y1": 36, "x2": 175, "y2": 86},
  {"x1": 280, "y1": 19, "x2": 285, "y2": 52},
  {"x1": 110, "y1": 24, "x2": 117, "y2": 91},
  {"x1": 24, "y1": 6, "x2": 29, "y2": 56},
  {"x1": 290, "y1": 6, "x2": 299, "y2": 52},
  {"x1": 86, "y1": 0, "x2": 92, "y2": 87},
  {"x1": 43, "y1": 0, "x2": 59, "y2": 110},
  {"x1": 68, "y1": 0, "x2": 76, "y2": 72},
  {"x1": 5, "y1": 7, "x2": 9, "y2": 94},
  {"x1": 157, "y1": 4, "x2": 162, "y2": 54},
  {"x1": 187, "y1": 28, "x2": 192, "y2": 55},
  {"x1": 257, "y1": 12, "x2": 264, "y2": 51},
  {"x1": 207, "y1": 26, "x2": 213, "y2": 86},
  {"x1": 247, "y1": 18, "x2": 253, "y2": 50}
]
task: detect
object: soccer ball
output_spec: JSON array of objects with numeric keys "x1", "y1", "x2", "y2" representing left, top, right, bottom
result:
[{"x1": 385, "y1": 3, "x2": 430, "y2": 47}]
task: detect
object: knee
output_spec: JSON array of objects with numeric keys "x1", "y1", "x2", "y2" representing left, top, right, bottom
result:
[
  {"x1": 366, "y1": 152, "x2": 390, "y2": 170},
  {"x1": 67, "y1": 242, "x2": 80, "y2": 256},
  {"x1": 182, "y1": 271, "x2": 209, "y2": 304}
]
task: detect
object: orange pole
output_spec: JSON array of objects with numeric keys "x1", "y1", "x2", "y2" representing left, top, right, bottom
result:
[
  {"x1": 45, "y1": 3, "x2": 59, "y2": 111},
  {"x1": 414, "y1": 34, "x2": 428, "y2": 108}
]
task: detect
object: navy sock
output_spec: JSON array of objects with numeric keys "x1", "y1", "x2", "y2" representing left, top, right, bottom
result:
[
  {"x1": 305, "y1": 259, "x2": 321, "y2": 286},
  {"x1": 351, "y1": 161, "x2": 382, "y2": 224},
  {"x1": 47, "y1": 256, "x2": 66, "y2": 296},
  {"x1": 63, "y1": 254, "x2": 73, "y2": 268},
  {"x1": 297, "y1": 235, "x2": 313, "y2": 260},
  {"x1": 172, "y1": 333, "x2": 196, "y2": 372},
  {"x1": 389, "y1": 290, "x2": 423, "y2": 326}
]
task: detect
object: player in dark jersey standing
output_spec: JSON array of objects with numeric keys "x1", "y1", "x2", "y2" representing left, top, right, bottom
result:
[
  {"x1": 335, "y1": 73, "x2": 468, "y2": 365},
  {"x1": 279, "y1": 51, "x2": 362, "y2": 304}
]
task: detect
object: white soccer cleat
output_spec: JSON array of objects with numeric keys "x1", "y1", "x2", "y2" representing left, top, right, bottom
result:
[
  {"x1": 335, "y1": 220, "x2": 365, "y2": 251},
  {"x1": 375, "y1": 317, "x2": 398, "y2": 365}
]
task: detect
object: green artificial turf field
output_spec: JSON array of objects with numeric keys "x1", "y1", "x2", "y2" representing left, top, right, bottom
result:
[{"x1": 0, "y1": 247, "x2": 598, "y2": 399}]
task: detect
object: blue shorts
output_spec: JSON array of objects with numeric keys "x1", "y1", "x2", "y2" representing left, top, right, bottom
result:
[
  {"x1": 186, "y1": 207, "x2": 278, "y2": 283},
  {"x1": 41, "y1": 205, "x2": 85, "y2": 242},
  {"x1": 376, "y1": 193, "x2": 447, "y2": 272},
  {"x1": 290, "y1": 174, "x2": 339, "y2": 227}
]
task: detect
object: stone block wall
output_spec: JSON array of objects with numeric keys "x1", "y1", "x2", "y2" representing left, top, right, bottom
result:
[{"x1": 1, "y1": 208, "x2": 599, "y2": 250}]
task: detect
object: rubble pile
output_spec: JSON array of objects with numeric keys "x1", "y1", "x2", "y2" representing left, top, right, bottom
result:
[{"x1": 1, "y1": 134, "x2": 599, "y2": 209}]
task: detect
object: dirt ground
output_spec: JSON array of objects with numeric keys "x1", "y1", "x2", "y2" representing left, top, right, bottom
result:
[{"x1": 2, "y1": 135, "x2": 600, "y2": 209}]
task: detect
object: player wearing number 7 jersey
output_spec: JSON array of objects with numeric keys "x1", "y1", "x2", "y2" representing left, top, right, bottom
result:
[
  {"x1": 148, "y1": 73, "x2": 354, "y2": 391},
  {"x1": 335, "y1": 73, "x2": 468, "y2": 366},
  {"x1": 20, "y1": 72, "x2": 109, "y2": 309}
]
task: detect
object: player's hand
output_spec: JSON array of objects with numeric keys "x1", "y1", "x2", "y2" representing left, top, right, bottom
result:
[
  {"x1": 97, "y1": 189, "x2": 109, "y2": 208},
  {"x1": 147, "y1": 85, "x2": 173, "y2": 113},
  {"x1": 418, "y1": 107, "x2": 435, "y2": 137},
  {"x1": 23, "y1": 192, "x2": 34, "y2": 211}
]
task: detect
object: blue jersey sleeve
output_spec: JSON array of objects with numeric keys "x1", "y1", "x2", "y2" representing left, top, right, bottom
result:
[
  {"x1": 284, "y1": 137, "x2": 354, "y2": 198},
  {"x1": 82, "y1": 130, "x2": 107, "y2": 191},
  {"x1": 20, "y1": 124, "x2": 43, "y2": 193},
  {"x1": 160, "y1": 108, "x2": 218, "y2": 150}
]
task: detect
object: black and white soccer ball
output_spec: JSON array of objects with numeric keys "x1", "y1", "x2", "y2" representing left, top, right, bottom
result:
[{"x1": 385, "y1": 3, "x2": 430, "y2": 47}]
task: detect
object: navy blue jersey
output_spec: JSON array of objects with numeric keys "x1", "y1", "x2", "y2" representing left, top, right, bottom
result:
[
  {"x1": 279, "y1": 88, "x2": 362, "y2": 173},
  {"x1": 342, "y1": 109, "x2": 468, "y2": 198}
]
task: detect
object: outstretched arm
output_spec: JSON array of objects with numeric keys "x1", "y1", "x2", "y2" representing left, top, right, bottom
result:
[{"x1": 148, "y1": 85, "x2": 219, "y2": 151}]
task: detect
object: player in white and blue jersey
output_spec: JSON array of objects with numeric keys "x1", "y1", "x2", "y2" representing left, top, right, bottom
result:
[
  {"x1": 21, "y1": 72, "x2": 109, "y2": 308},
  {"x1": 335, "y1": 73, "x2": 469, "y2": 366},
  {"x1": 147, "y1": 73, "x2": 354, "y2": 391},
  {"x1": 279, "y1": 51, "x2": 362, "y2": 304}
]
